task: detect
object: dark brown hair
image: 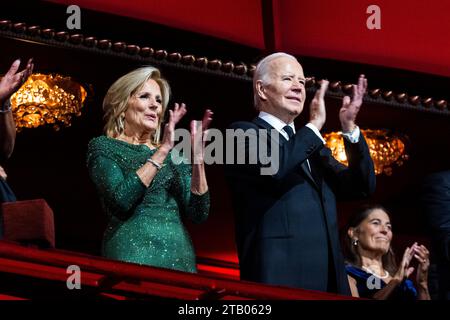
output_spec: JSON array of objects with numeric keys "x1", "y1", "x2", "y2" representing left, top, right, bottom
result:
[{"x1": 343, "y1": 204, "x2": 398, "y2": 275}]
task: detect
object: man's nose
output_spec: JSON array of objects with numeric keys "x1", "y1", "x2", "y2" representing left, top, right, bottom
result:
[{"x1": 291, "y1": 80, "x2": 304, "y2": 91}]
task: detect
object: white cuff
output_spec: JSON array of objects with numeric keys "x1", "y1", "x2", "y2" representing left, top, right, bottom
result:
[
  {"x1": 306, "y1": 123, "x2": 325, "y2": 144},
  {"x1": 341, "y1": 126, "x2": 360, "y2": 143}
]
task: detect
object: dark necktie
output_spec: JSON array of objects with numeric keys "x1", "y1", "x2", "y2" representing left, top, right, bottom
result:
[{"x1": 283, "y1": 125, "x2": 295, "y2": 139}]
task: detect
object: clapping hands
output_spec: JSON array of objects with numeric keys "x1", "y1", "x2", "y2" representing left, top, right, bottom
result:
[
  {"x1": 161, "y1": 103, "x2": 187, "y2": 151},
  {"x1": 394, "y1": 242, "x2": 430, "y2": 285},
  {"x1": 309, "y1": 80, "x2": 329, "y2": 131},
  {"x1": 161, "y1": 103, "x2": 213, "y2": 162},
  {"x1": 191, "y1": 109, "x2": 213, "y2": 164},
  {"x1": 0, "y1": 58, "x2": 34, "y2": 103},
  {"x1": 340, "y1": 74, "x2": 367, "y2": 132}
]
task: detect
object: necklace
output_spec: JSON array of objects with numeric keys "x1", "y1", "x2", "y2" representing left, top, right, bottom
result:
[{"x1": 362, "y1": 266, "x2": 390, "y2": 279}]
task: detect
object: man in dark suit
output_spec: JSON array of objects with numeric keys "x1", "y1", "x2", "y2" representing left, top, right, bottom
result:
[
  {"x1": 422, "y1": 170, "x2": 450, "y2": 300},
  {"x1": 224, "y1": 52, "x2": 376, "y2": 294}
]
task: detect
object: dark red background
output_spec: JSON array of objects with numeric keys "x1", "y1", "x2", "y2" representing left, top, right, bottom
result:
[{"x1": 49, "y1": 0, "x2": 450, "y2": 77}]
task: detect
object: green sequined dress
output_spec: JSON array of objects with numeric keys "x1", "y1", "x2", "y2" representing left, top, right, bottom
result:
[{"x1": 87, "y1": 136, "x2": 209, "y2": 273}]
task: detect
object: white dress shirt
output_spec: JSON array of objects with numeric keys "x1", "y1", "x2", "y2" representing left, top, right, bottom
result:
[
  {"x1": 258, "y1": 111, "x2": 361, "y2": 172},
  {"x1": 258, "y1": 111, "x2": 360, "y2": 143}
]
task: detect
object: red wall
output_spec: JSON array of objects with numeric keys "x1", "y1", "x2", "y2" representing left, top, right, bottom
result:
[
  {"x1": 49, "y1": 0, "x2": 450, "y2": 77},
  {"x1": 276, "y1": 0, "x2": 450, "y2": 77},
  {"x1": 47, "y1": 0, "x2": 265, "y2": 49}
]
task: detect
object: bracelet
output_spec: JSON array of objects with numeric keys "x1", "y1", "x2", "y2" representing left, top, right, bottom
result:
[
  {"x1": 147, "y1": 158, "x2": 163, "y2": 170},
  {"x1": 0, "y1": 99, "x2": 12, "y2": 113}
]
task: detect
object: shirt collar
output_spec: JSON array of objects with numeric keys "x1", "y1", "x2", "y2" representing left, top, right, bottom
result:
[{"x1": 258, "y1": 111, "x2": 295, "y2": 134}]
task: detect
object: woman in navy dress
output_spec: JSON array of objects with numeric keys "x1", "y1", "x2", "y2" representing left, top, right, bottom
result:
[{"x1": 343, "y1": 205, "x2": 431, "y2": 300}]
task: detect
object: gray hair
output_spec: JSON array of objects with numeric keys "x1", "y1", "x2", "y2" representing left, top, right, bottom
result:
[
  {"x1": 103, "y1": 66, "x2": 170, "y2": 144},
  {"x1": 253, "y1": 52, "x2": 298, "y2": 109}
]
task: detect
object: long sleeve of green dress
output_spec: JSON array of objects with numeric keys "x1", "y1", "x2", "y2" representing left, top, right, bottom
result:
[
  {"x1": 87, "y1": 136, "x2": 210, "y2": 273},
  {"x1": 89, "y1": 155, "x2": 147, "y2": 220},
  {"x1": 171, "y1": 154, "x2": 210, "y2": 224}
]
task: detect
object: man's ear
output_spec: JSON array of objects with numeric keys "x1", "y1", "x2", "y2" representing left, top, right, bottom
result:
[{"x1": 255, "y1": 80, "x2": 267, "y2": 101}]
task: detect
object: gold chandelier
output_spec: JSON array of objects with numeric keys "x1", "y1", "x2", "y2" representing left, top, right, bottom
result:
[
  {"x1": 323, "y1": 129, "x2": 409, "y2": 175},
  {"x1": 10, "y1": 73, "x2": 87, "y2": 131}
]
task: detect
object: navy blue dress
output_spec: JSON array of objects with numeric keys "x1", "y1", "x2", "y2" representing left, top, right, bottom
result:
[{"x1": 346, "y1": 264, "x2": 417, "y2": 300}]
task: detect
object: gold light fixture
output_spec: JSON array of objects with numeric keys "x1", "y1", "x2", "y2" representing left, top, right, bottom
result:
[
  {"x1": 323, "y1": 129, "x2": 409, "y2": 175},
  {"x1": 9, "y1": 73, "x2": 87, "y2": 131}
]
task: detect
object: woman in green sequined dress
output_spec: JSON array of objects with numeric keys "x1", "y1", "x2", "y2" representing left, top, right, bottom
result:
[{"x1": 87, "y1": 66, "x2": 212, "y2": 273}]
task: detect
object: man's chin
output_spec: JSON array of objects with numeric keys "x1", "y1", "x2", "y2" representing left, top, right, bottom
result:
[{"x1": 288, "y1": 108, "x2": 303, "y2": 116}]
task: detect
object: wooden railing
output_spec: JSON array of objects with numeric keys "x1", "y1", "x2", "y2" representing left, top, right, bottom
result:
[{"x1": 0, "y1": 240, "x2": 353, "y2": 300}]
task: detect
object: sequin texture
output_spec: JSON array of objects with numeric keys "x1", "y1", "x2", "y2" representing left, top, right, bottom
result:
[{"x1": 87, "y1": 136, "x2": 210, "y2": 273}]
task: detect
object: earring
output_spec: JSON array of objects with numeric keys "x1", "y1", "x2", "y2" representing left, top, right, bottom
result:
[{"x1": 352, "y1": 239, "x2": 359, "y2": 246}]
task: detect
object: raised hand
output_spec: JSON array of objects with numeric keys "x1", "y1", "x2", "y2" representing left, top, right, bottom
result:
[
  {"x1": 191, "y1": 109, "x2": 213, "y2": 164},
  {"x1": 170, "y1": 102, "x2": 188, "y2": 125},
  {"x1": 393, "y1": 245, "x2": 415, "y2": 282},
  {"x1": 340, "y1": 74, "x2": 367, "y2": 132},
  {"x1": 0, "y1": 58, "x2": 34, "y2": 103},
  {"x1": 161, "y1": 103, "x2": 187, "y2": 151},
  {"x1": 201, "y1": 109, "x2": 213, "y2": 134},
  {"x1": 309, "y1": 79, "x2": 329, "y2": 131},
  {"x1": 0, "y1": 165, "x2": 7, "y2": 180},
  {"x1": 412, "y1": 244, "x2": 430, "y2": 287}
]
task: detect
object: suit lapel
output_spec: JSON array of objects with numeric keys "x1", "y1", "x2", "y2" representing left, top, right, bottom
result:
[
  {"x1": 252, "y1": 117, "x2": 275, "y2": 132},
  {"x1": 252, "y1": 117, "x2": 287, "y2": 146},
  {"x1": 301, "y1": 161, "x2": 320, "y2": 190},
  {"x1": 252, "y1": 117, "x2": 321, "y2": 190}
]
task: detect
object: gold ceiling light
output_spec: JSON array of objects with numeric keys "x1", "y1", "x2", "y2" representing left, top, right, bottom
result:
[
  {"x1": 323, "y1": 129, "x2": 409, "y2": 176},
  {"x1": 9, "y1": 73, "x2": 87, "y2": 131}
]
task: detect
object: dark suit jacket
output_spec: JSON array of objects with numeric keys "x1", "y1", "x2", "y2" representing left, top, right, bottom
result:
[
  {"x1": 422, "y1": 170, "x2": 450, "y2": 300},
  {"x1": 224, "y1": 117, "x2": 376, "y2": 294}
]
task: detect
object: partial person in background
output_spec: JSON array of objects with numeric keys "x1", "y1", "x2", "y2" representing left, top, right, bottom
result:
[
  {"x1": 0, "y1": 59, "x2": 34, "y2": 162},
  {"x1": 0, "y1": 58, "x2": 33, "y2": 237},
  {"x1": 0, "y1": 58, "x2": 33, "y2": 194},
  {"x1": 422, "y1": 170, "x2": 450, "y2": 300},
  {"x1": 344, "y1": 205, "x2": 431, "y2": 300},
  {"x1": 87, "y1": 66, "x2": 212, "y2": 273}
]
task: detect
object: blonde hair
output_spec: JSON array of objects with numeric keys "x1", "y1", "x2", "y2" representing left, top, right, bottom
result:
[{"x1": 103, "y1": 66, "x2": 170, "y2": 144}]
